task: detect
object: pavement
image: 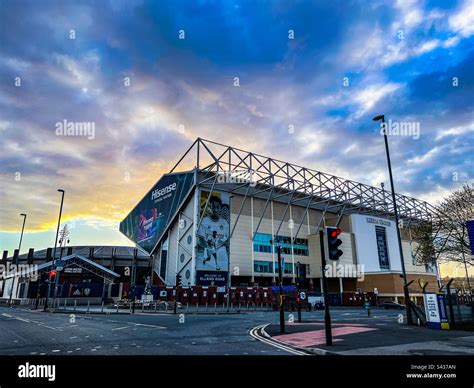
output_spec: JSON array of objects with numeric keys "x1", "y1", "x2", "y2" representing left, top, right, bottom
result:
[
  {"x1": 1, "y1": 305, "x2": 474, "y2": 356},
  {"x1": 262, "y1": 309, "x2": 474, "y2": 355}
]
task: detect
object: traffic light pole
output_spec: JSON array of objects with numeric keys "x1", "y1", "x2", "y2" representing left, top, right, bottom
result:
[
  {"x1": 276, "y1": 245, "x2": 285, "y2": 334},
  {"x1": 174, "y1": 273, "x2": 181, "y2": 315},
  {"x1": 319, "y1": 230, "x2": 333, "y2": 346}
]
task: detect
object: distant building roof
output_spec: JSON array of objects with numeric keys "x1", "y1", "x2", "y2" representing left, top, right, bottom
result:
[{"x1": 5, "y1": 245, "x2": 151, "y2": 261}]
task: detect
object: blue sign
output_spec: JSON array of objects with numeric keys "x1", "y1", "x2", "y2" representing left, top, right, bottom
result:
[
  {"x1": 271, "y1": 286, "x2": 297, "y2": 292},
  {"x1": 467, "y1": 220, "x2": 474, "y2": 255}
]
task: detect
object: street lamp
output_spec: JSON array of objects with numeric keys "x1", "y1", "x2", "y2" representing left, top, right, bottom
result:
[
  {"x1": 373, "y1": 114, "x2": 413, "y2": 325},
  {"x1": 53, "y1": 224, "x2": 70, "y2": 308},
  {"x1": 44, "y1": 189, "x2": 65, "y2": 311},
  {"x1": 8, "y1": 213, "x2": 27, "y2": 307}
]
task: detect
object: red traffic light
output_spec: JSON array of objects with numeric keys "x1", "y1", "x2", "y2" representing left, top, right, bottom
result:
[
  {"x1": 49, "y1": 270, "x2": 57, "y2": 278},
  {"x1": 330, "y1": 228, "x2": 342, "y2": 238}
]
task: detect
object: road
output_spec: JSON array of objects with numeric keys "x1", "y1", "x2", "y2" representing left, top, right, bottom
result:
[{"x1": 1, "y1": 306, "x2": 472, "y2": 355}]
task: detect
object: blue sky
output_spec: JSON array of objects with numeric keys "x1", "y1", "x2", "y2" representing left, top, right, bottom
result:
[{"x1": 0, "y1": 0, "x2": 473, "y2": 277}]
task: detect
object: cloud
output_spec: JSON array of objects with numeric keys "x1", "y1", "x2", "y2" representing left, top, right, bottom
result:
[
  {"x1": 449, "y1": 0, "x2": 474, "y2": 38},
  {"x1": 0, "y1": 0, "x2": 472, "y2": 253}
]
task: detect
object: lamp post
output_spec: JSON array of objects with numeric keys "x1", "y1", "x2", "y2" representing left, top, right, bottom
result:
[
  {"x1": 8, "y1": 213, "x2": 27, "y2": 307},
  {"x1": 373, "y1": 114, "x2": 413, "y2": 325},
  {"x1": 52, "y1": 224, "x2": 69, "y2": 308},
  {"x1": 44, "y1": 189, "x2": 65, "y2": 311}
]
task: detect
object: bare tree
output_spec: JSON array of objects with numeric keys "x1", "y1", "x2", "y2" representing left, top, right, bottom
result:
[{"x1": 413, "y1": 183, "x2": 473, "y2": 268}]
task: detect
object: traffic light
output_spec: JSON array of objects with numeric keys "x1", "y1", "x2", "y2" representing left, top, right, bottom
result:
[
  {"x1": 49, "y1": 270, "x2": 57, "y2": 282},
  {"x1": 326, "y1": 227, "x2": 343, "y2": 260},
  {"x1": 297, "y1": 262, "x2": 306, "y2": 281},
  {"x1": 176, "y1": 273, "x2": 182, "y2": 287}
]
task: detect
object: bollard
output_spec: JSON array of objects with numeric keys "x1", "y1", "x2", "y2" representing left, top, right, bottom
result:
[
  {"x1": 86, "y1": 300, "x2": 90, "y2": 313},
  {"x1": 142, "y1": 303, "x2": 144, "y2": 312},
  {"x1": 165, "y1": 302, "x2": 168, "y2": 313},
  {"x1": 129, "y1": 301, "x2": 132, "y2": 313},
  {"x1": 206, "y1": 303, "x2": 208, "y2": 312},
  {"x1": 64, "y1": 299, "x2": 67, "y2": 310},
  {"x1": 196, "y1": 303, "x2": 199, "y2": 313},
  {"x1": 215, "y1": 303, "x2": 217, "y2": 313},
  {"x1": 186, "y1": 302, "x2": 189, "y2": 312},
  {"x1": 231, "y1": 302, "x2": 234, "y2": 310},
  {"x1": 116, "y1": 302, "x2": 119, "y2": 313},
  {"x1": 101, "y1": 301, "x2": 104, "y2": 313},
  {"x1": 74, "y1": 300, "x2": 77, "y2": 311},
  {"x1": 154, "y1": 301, "x2": 157, "y2": 313}
]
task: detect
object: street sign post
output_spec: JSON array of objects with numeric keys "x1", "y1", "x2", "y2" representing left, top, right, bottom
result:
[{"x1": 467, "y1": 220, "x2": 474, "y2": 255}]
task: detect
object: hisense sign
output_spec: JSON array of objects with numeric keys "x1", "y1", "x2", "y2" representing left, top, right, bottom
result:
[{"x1": 151, "y1": 182, "x2": 177, "y2": 201}]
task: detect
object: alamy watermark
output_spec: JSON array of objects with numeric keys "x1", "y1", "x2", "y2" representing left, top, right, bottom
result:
[
  {"x1": 55, "y1": 119, "x2": 95, "y2": 140},
  {"x1": 324, "y1": 262, "x2": 365, "y2": 281},
  {"x1": 217, "y1": 169, "x2": 257, "y2": 187},
  {"x1": 0, "y1": 263, "x2": 39, "y2": 281},
  {"x1": 380, "y1": 120, "x2": 420, "y2": 140}
]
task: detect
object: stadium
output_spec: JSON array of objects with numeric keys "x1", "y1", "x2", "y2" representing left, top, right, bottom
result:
[{"x1": 118, "y1": 138, "x2": 440, "y2": 304}]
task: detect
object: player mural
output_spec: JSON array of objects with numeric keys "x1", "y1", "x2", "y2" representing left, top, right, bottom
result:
[
  {"x1": 195, "y1": 190, "x2": 230, "y2": 286},
  {"x1": 137, "y1": 208, "x2": 159, "y2": 243}
]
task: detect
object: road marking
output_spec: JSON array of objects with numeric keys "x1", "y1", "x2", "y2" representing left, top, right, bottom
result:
[
  {"x1": 249, "y1": 325, "x2": 308, "y2": 356},
  {"x1": 15, "y1": 317, "x2": 31, "y2": 323},
  {"x1": 134, "y1": 323, "x2": 166, "y2": 329},
  {"x1": 2, "y1": 313, "x2": 13, "y2": 318},
  {"x1": 38, "y1": 324, "x2": 60, "y2": 331},
  {"x1": 111, "y1": 326, "x2": 129, "y2": 331}
]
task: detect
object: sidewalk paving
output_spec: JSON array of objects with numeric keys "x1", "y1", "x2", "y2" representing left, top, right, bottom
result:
[{"x1": 265, "y1": 320, "x2": 474, "y2": 355}]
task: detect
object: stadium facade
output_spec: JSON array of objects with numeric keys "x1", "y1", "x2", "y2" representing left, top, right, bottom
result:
[{"x1": 119, "y1": 138, "x2": 439, "y2": 303}]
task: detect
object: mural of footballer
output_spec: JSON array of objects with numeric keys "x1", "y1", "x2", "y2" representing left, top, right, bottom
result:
[{"x1": 197, "y1": 193, "x2": 230, "y2": 272}]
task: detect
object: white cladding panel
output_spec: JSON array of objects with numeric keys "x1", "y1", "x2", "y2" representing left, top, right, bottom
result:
[{"x1": 351, "y1": 214, "x2": 401, "y2": 272}]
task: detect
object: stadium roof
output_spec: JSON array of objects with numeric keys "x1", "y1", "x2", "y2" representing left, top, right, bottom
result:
[{"x1": 169, "y1": 138, "x2": 435, "y2": 227}]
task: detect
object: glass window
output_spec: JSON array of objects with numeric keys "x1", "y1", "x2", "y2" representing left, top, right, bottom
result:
[
  {"x1": 253, "y1": 233, "x2": 308, "y2": 256},
  {"x1": 254, "y1": 260, "x2": 273, "y2": 273}
]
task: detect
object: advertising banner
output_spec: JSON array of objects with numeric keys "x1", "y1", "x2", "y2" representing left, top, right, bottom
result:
[
  {"x1": 423, "y1": 292, "x2": 449, "y2": 329},
  {"x1": 119, "y1": 172, "x2": 194, "y2": 253},
  {"x1": 195, "y1": 190, "x2": 230, "y2": 286},
  {"x1": 424, "y1": 293, "x2": 441, "y2": 327}
]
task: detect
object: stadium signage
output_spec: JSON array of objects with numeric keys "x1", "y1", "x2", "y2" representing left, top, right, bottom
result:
[
  {"x1": 119, "y1": 172, "x2": 194, "y2": 253},
  {"x1": 366, "y1": 217, "x2": 391, "y2": 227},
  {"x1": 151, "y1": 182, "x2": 177, "y2": 201}
]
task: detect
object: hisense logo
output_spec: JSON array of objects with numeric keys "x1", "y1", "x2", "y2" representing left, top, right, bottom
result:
[
  {"x1": 18, "y1": 362, "x2": 56, "y2": 382},
  {"x1": 151, "y1": 182, "x2": 177, "y2": 200}
]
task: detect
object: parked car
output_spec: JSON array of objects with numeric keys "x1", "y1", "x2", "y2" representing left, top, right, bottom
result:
[{"x1": 380, "y1": 301, "x2": 405, "y2": 310}]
